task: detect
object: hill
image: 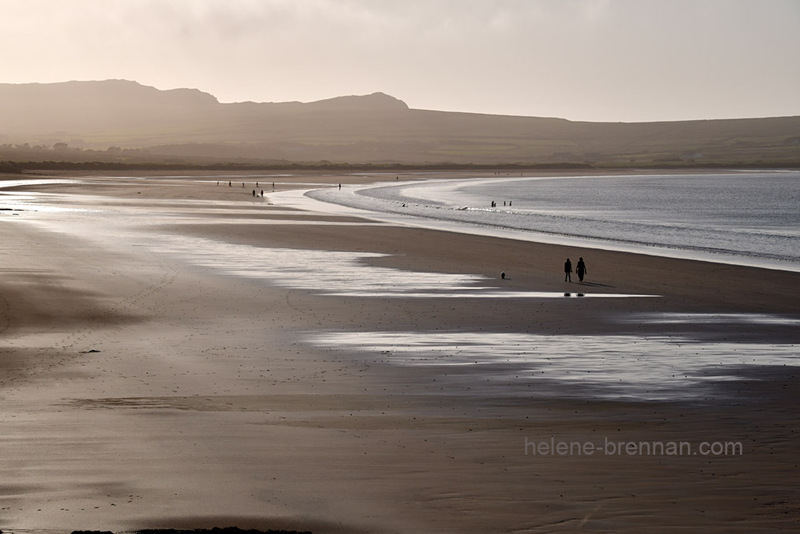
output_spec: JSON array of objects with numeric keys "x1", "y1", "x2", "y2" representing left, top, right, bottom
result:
[{"x1": 1, "y1": 80, "x2": 798, "y2": 167}]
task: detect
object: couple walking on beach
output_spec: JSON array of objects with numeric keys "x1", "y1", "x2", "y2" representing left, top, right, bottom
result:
[{"x1": 565, "y1": 257, "x2": 587, "y2": 282}]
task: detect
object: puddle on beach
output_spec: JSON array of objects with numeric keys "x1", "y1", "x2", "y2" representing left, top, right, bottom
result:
[
  {"x1": 149, "y1": 234, "x2": 487, "y2": 295},
  {"x1": 326, "y1": 290, "x2": 656, "y2": 298},
  {"x1": 306, "y1": 331, "x2": 799, "y2": 401},
  {"x1": 0, "y1": 191, "x2": 94, "y2": 214},
  {"x1": 627, "y1": 312, "x2": 800, "y2": 326},
  {"x1": 148, "y1": 234, "x2": 655, "y2": 299}
]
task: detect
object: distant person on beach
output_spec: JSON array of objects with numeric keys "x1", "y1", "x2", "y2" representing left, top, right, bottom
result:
[
  {"x1": 576, "y1": 257, "x2": 587, "y2": 282},
  {"x1": 564, "y1": 258, "x2": 572, "y2": 282}
]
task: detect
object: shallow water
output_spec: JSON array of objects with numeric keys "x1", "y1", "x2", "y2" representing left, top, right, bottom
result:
[
  {"x1": 147, "y1": 234, "x2": 655, "y2": 299},
  {"x1": 627, "y1": 312, "x2": 800, "y2": 326},
  {"x1": 307, "y1": 330, "x2": 799, "y2": 401}
]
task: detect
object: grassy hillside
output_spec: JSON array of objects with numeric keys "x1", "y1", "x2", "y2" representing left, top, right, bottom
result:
[{"x1": 1, "y1": 80, "x2": 798, "y2": 167}]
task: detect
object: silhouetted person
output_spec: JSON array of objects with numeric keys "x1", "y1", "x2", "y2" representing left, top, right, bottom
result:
[
  {"x1": 576, "y1": 257, "x2": 587, "y2": 282},
  {"x1": 252, "y1": 190, "x2": 256, "y2": 197},
  {"x1": 564, "y1": 258, "x2": 572, "y2": 282}
]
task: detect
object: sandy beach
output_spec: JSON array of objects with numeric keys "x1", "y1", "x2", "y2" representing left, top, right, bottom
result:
[{"x1": 1, "y1": 171, "x2": 798, "y2": 533}]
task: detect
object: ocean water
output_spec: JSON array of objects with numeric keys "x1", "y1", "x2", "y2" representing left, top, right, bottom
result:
[{"x1": 308, "y1": 172, "x2": 800, "y2": 271}]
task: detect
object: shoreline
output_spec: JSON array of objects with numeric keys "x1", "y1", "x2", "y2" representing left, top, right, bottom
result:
[
  {"x1": 294, "y1": 173, "x2": 800, "y2": 273},
  {"x1": 1, "y1": 172, "x2": 799, "y2": 532}
]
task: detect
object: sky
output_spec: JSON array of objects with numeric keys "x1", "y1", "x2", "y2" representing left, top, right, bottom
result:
[{"x1": 1, "y1": 0, "x2": 798, "y2": 122}]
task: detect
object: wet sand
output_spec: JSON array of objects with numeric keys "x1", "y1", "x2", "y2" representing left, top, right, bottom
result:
[{"x1": 1, "y1": 172, "x2": 799, "y2": 532}]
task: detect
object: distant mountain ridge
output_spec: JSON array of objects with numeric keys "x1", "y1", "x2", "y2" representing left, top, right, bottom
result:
[{"x1": 1, "y1": 80, "x2": 798, "y2": 166}]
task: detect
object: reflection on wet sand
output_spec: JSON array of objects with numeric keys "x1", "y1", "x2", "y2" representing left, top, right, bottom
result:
[
  {"x1": 148, "y1": 234, "x2": 657, "y2": 299},
  {"x1": 307, "y1": 330, "x2": 799, "y2": 401}
]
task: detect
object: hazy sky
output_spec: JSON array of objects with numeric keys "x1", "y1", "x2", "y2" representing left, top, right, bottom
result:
[{"x1": 2, "y1": 0, "x2": 798, "y2": 122}]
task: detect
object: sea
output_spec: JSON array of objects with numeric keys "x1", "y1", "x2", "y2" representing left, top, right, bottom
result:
[{"x1": 308, "y1": 171, "x2": 800, "y2": 272}]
